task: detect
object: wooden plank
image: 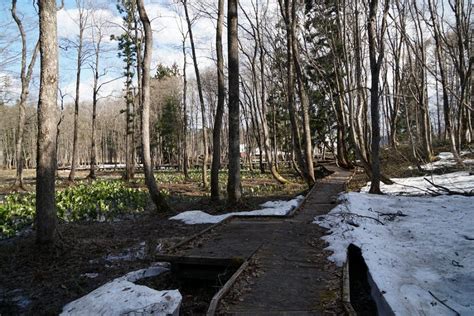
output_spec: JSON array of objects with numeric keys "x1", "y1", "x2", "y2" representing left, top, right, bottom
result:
[
  {"x1": 169, "y1": 167, "x2": 342, "y2": 254},
  {"x1": 206, "y1": 259, "x2": 250, "y2": 316}
]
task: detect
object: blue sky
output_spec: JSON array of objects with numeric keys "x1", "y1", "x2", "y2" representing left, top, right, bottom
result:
[{"x1": 0, "y1": 0, "x2": 217, "y2": 105}]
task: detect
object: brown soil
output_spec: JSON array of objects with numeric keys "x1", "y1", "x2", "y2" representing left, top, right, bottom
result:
[
  {"x1": 0, "y1": 212, "x2": 209, "y2": 315},
  {"x1": 0, "y1": 169, "x2": 306, "y2": 315}
]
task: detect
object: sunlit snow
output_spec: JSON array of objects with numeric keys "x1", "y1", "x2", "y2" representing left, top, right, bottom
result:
[
  {"x1": 170, "y1": 195, "x2": 304, "y2": 224},
  {"x1": 315, "y1": 172, "x2": 474, "y2": 315},
  {"x1": 420, "y1": 151, "x2": 474, "y2": 171},
  {"x1": 362, "y1": 171, "x2": 474, "y2": 195},
  {"x1": 61, "y1": 265, "x2": 181, "y2": 316}
]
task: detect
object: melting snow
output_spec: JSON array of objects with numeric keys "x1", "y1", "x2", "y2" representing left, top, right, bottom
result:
[
  {"x1": 362, "y1": 171, "x2": 474, "y2": 196},
  {"x1": 315, "y1": 172, "x2": 474, "y2": 315},
  {"x1": 170, "y1": 195, "x2": 304, "y2": 224},
  {"x1": 420, "y1": 151, "x2": 474, "y2": 171},
  {"x1": 61, "y1": 265, "x2": 181, "y2": 316}
]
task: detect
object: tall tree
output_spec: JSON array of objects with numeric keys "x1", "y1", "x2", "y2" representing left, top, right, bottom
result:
[
  {"x1": 36, "y1": 0, "x2": 59, "y2": 244},
  {"x1": 68, "y1": 0, "x2": 89, "y2": 182},
  {"x1": 278, "y1": 0, "x2": 310, "y2": 183},
  {"x1": 211, "y1": 0, "x2": 225, "y2": 201},
  {"x1": 11, "y1": 0, "x2": 39, "y2": 189},
  {"x1": 292, "y1": 23, "x2": 315, "y2": 184},
  {"x1": 88, "y1": 12, "x2": 115, "y2": 179},
  {"x1": 182, "y1": 0, "x2": 209, "y2": 188},
  {"x1": 255, "y1": 2, "x2": 288, "y2": 184},
  {"x1": 113, "y1": 0, "x2": 138, "y2": 181},
  {"x1": 136, "y1": 0, "x2": 170, "y2": 211},
  {"x1": 179, "y1": 25, "x2": 190, "y2": 179},
  {"x1": 227, "y1": 0, "x2": 241, "y2": 203},
  {"x1": 368, "y1": 0, "x2": 390, "y2": 194},
  {"x1": 427, "y1": 0, "x2": 462, "y2": 163}
]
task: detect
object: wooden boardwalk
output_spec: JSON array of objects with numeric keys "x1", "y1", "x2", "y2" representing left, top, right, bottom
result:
[{"x1": 172, "y1": 166, "x2": 353, "y2": 315}]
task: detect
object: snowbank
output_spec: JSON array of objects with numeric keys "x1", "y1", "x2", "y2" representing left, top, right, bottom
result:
[
  {"x1": 315, "y1": 191, "x2": 474, "y2": 315},
  {"x1": 362, "y1": 171, "x2": 474, "y2": 196},
  {"x1": 170, "y1": 195, "x2": 304, "y2": 224},
  {"x1": 420, "y1": 151, "x2": 474, "y2": 171},
  {"x1": 61, "y1": 265, "x2": 181, "y2": 316}
]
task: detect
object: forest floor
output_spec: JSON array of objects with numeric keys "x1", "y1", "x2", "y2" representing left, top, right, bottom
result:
[
  {"x1": 1, "y1": 145, "x2": 472, "y2": 315},
  {"x1": 0, "y1": 168, "x2": 307, "y2": 315}
]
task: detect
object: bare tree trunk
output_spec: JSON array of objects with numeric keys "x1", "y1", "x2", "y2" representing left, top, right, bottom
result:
[
  {"x1": 88, "y1": 42, "x2": 100, "y2": 179},
  {"x1": 124, "y1": 63, "x2": 134, "y2": 181},
  {"x1": 353, "y1": 4, "x2": 370, "y2": 166},
  {"x1": 411, "y1": 2, "x2": 433, "y2": 161},
  {"x1": 427, "y1": 0, "x2": 462, "y2": 163},
  {"x1": 211, "y1": 0, "x2": 225, "y2": 201},
  {"x1": 36, "y1": 0, "x2": 58, "y2": 244},
  {"x1": 69, "y1": 0, "x2": 86, "y2": 182},
  {"x1": 182, "y1": 0, "x2": 209, "y2": 188},
  {"x1": 137, "y1": 0, "x2": 170, "y2": 211},
  {"x1": 254, "y1": 6, "x2": 288, "y2": 184},
  {"x1": 279, "y1": 0, "x2": 308, "y2": 182},
  {"x1": 11, "y1": 0, "x2": 39, "y2": 189},
  {"x1": 227, "y1": 0, "x2": 241, "y2": 203},
  {"x1": 368, "y1": 0, "x2": 390, "y2": 194},
  {"x1": 293, "y1": 39, "x2": 315, "y2": 185},
  {"x1": 132, "y1": 15, "x2": 142, "y2": 179},
  {"x1": 181, "y1": 36, "x2": 189, "y2": 180},
  {"x1": 386, "y1": 0, "x2": 406, "y2": 149}
]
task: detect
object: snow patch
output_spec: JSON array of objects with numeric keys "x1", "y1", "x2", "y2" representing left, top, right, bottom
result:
[
  {"x1": 61, "y1": 265, "x2": 181, "y2": 316},
  {"x1": 315, "y1": 192, "x2": 474, "y2": 315},
  {"x1": 420, "y1": 151, "x2": 473, "y2": 171},
  {"x1": 170, "y1": 195, "x2": 304, "y2": 224},
  {"x1": 362, "y1": 171, "x2": 474, "y2": 195}
]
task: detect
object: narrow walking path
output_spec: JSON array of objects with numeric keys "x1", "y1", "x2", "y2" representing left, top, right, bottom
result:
[{"x1": 171, "y1": 165, "x2": 353, "y2": 315}]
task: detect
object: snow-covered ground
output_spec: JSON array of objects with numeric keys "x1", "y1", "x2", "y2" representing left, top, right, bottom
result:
[
  {"x1": 420, "y1": 151, "x2": 474, "y2": 171},
  {"x1": 61, "y1": 265, "x2": 181, "y2": 315},
  {"x1": 362, "y1": 171, "x2": 474, "y2": 196},
  {"x1": 170, "y1": 195, "x2": 304, "y2": 224},
  {"x1": 315, "y1": 172, "x2": 474, "y2": 315}
]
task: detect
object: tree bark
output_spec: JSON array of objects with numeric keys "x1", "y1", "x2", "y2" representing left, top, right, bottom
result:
[
  {"x1": 136, "y1": 0, "x2": 170, "y2": 211},
  {"x1": 292, "y1": 38, "x2": 315, "y2": 185},
  {"x1": 227, "y1": 0, "x2": 241, "y2": 203},
  {"x1": 211, "y1": 0, "x2": 225, "y2": 201},
  {"x1": 36, "y1": 0, "x2": 58, "y2": 244},
  {"x1": 368, "y1": 0, "x2": 390, "y2": 194}
]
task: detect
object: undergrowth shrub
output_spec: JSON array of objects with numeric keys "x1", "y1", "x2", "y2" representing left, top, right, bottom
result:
[{"x1": 0, "y1": 180, "x2": 147, "y2": 238}]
